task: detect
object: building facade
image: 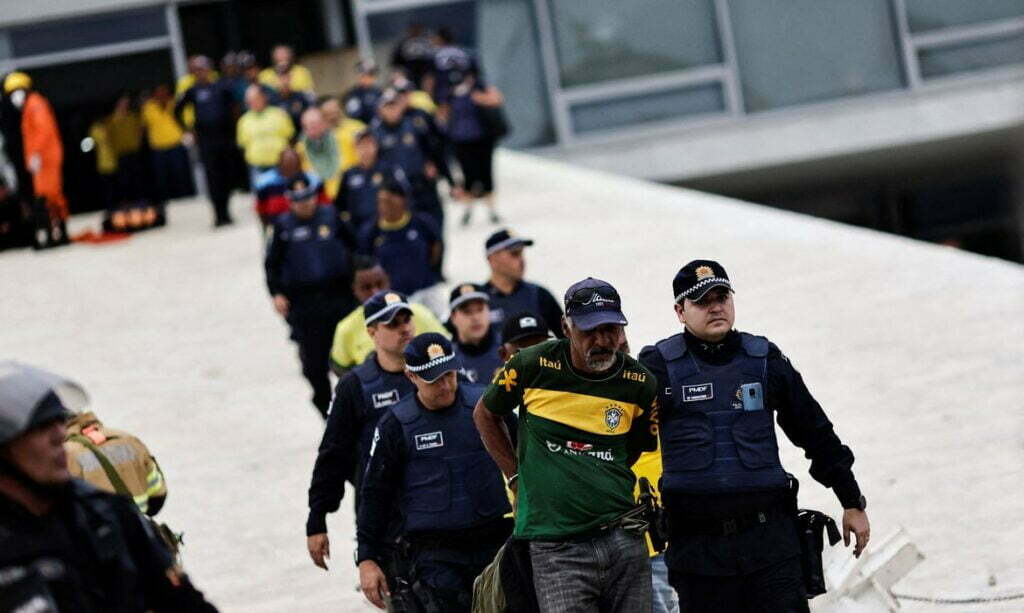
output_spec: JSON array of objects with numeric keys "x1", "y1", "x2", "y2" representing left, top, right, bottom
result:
[{"x1": 353, "y1": 0, "x2": 1024, "y2": 260}]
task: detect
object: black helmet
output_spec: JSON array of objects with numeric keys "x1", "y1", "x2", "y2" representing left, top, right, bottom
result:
[{"x1": 0, "y1": 361, "x2": 87, "y2": 446}]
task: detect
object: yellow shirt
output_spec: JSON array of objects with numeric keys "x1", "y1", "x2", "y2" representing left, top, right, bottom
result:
[
  {"x1": 258, "y1": 64, "x2": 315, "y2": 93},
  {"x1": 174, "y1": 71, "x2": 219, "y2": 129},
  {"x1": 236, "y1": 106, "x2": 295, "y2": 167},
  {"x1": 408, "y1": 90, "x2": 437, "y2": 114},
  {"x1": 330, "y1": 303, "x2": 449, "y2": 371},
  {"x1": 633, "y1": 442, "x2": 665, "y2": 557},
  {"x1": 141, "y1": 99, "x2": 183, "y2": 150},
  {"x1": 336, "y1": 117, "x2": 365, "y2": 172},
  {"x1": 88, "y1": 121, "x2": 117, "y2": 174},
  {"x1": 106, "y1": 112, "x2": 144, "y2": 155}
]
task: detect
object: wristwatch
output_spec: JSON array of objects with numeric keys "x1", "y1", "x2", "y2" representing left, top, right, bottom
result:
[{"x1": 852, "y1": 495, "x2": 867, "y2": 511}]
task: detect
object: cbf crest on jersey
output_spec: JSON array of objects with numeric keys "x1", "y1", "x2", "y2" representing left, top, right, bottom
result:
[{"x1": 604, "y1": 404, "x2": 624, "y2": 432}]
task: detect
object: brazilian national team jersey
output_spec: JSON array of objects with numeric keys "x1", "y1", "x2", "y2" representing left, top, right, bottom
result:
[{"x1": 481, "y1": 339, "x2": 658, "y2": 540}]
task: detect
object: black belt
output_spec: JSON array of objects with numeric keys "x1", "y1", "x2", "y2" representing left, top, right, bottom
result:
[
  {"x1": 671, "y1": 506, "x2": 790, "y2": 537},
  {"x1": 405, "y1": 517, "x2": 512, "y2": 550},
  {"x1": 539, "y1": 505, "x2": 648, "y2": 544}
]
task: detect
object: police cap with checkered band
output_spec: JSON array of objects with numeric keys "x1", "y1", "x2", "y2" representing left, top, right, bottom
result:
[{"x1": 672, "y1": 260, "x2": 733, "y2": 303}]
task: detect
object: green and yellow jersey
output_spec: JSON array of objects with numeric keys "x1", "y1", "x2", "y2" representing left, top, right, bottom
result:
[{"x1": 482, "y1": 339, "x2": 658, "y2": 540}]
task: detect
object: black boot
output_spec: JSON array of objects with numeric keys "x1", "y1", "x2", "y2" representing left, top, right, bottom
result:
[{"x1": 30, "y1": 198, "x2": 50, "y2": 250}]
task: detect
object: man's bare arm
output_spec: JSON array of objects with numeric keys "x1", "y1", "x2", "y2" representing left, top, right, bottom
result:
[{"x1": 473, "y1": 398, "x2": 518, "y2": 479}]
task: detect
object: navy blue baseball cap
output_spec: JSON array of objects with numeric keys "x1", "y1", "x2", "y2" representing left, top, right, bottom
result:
[
  {"x1": 449, "y1": 283, "x2": 490, "y2": 313},
  {"x1": 379, "y1": 88, "x2": 400, "y2": 106},
  {"x1": 672, "y1": 260, "x2": 732, "y2": 303},
  {"x1": 485, "y1": 229, "x2": 533, "y2": 256},
  {"x1": 563, "y1": 278, "x2": 628, "y2": 331},
  {"x1": 364, "y1": 290, "x2": 413, "y2": 326},
  {"x1": 286, "y1": 175, "x2": 319, "y2": 202},
  {"x1": 500, "y1": 311, "x2": 550, "y2": 345},
  {"x1": 404, "y1": 333, "x2": 461, "y2": 382},
  {"x1": 355, "y1": 60, "x2": 378, "y2": 74}
]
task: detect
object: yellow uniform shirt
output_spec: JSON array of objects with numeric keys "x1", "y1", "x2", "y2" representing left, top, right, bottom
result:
[
  {"x1": 107, "y1": 112, "x2": 144, "y2": 156},
  {"x1": 336, "y1": 117, "x2": 365, "y2": 173},
  {"x1": 408, "y1": 90, "x2": 437, "y2": 114},
  {"x1": 633, "y1": 442, "x2": 665, "y2": 557},
  {"x1": 89, "y1": 121, "x2": 118, "y2": 175},
  {"x1": 258, "y1": 64, "x2": 315, "y2": 93},
  {"x1": 236, "y1": 106, "x2": 295, "y2": 167},
  {"x1": 330, "y1": 302, "x2": 449, "y2": 371},
  {"x1": 141, "y1": 99, "x2": 184, "y2": 150}
]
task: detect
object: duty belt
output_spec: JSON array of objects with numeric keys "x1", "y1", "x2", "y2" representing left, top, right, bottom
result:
[{"x1": 672, "y1": 506, "x2": 788, "y2": 538}]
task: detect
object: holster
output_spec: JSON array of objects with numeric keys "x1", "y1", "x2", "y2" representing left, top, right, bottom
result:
[
  {"x1": 638, "y1": 477, "x2": 667, "y2": 553},
  {"x1": 788, "y1": 474, "x2": 841, "y2": 598}
]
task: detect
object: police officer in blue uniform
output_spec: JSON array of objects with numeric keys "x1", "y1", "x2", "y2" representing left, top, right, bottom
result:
[
  {"x1": 638, "y1": 260, "x2": 871, "y2": 613},
  {"x1": 395, "y1": 80, "x2": 447, "y2": 157},
  {"x1": 334, "y1": 129, "x2": 409, "y2": 233},
  {"x1": 447, "y1": 283, "x2": 502, "y2": 384},
  {"x1": 356, "y1": 333, "x2": 514, "y2": 612},
  {"x1": 357, "y1": 178, "x2": 442, "y2": 297},
  {"x1": 482, "y1": 229, "x2": 564, "y2": 338},
  {"x1": 431, "y1": 27, "x2": 482, "y2": 106},
  {"x1": 343, "y1": 61, "x2": 383, "y2": 125},
  {"x1": 306, "y1": 290, "x2": 417, "y2": 570},
  {"x1": 175, "y1": 56, "x2": 239, "y2": 226},
  {"x1": 265, "y1": 177, "x2": 357, "y2": 417},
  {"x1": 371, "y1": 88, "x2": 452, "y2": 231}
]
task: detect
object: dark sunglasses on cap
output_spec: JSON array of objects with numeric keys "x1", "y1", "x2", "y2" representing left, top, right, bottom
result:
[{"x1": 566, "y1": 286, "x2": 620, "y2": 309}]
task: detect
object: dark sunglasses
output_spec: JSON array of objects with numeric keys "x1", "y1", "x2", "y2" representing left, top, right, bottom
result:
[{"x1": 566, "y1": 286, "x2": 620, "y2": 309}]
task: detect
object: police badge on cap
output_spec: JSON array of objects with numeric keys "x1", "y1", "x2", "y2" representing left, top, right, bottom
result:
[
  {"x1": 672, "y1": 260, "x2": 733, "y2": 303},
  {"x1": 404, "y1": 333, "x2": 462, "y2": 383}
]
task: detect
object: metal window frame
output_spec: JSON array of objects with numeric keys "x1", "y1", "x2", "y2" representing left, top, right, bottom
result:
[
  {"x1": 898, "y1": 9, "x2": 1024, "y2": 86},
  {"x1": 911, "y1": 16, "x2": 1024, "y2": 49},
  {"x1": 538, "y1": 0, "x2": 735, "y2": 144},
  {"x1": 0, "y1": 36, "x2": 171, "y2": 73}
]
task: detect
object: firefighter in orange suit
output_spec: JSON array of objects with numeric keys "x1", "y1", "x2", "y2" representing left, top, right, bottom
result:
[{"x1": 4, "y1": 71, "x2": 69, "y2": 249}]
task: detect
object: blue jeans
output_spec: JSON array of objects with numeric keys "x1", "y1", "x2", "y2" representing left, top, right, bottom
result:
[
  {"x1": 530, "y1": 527, "x2": 651, "y2": 613},
  {"x1": 651, "y1": 553, "x2": 680, "y2": 613}
]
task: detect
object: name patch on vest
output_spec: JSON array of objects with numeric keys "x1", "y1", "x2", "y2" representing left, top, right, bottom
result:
[
  {"x1": 372, "y1": 389, "x2": 400, "y2": 409},
  {"x1": 414, "y1": 431, "x2": 444, "y2": 451},
  {"x1": 682, "y1": 383, "x2": 714, "y2": 402}
]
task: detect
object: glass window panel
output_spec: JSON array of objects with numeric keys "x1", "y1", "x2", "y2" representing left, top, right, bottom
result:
[
  {"x1": 729, "y1": 0, "x2": 905, "y2": 112},
  {"x1": 549, "y1": 0, "x2": 721, "y2": 87},
  {"x1": 906, "y1": 0, "x2": 1024, "y2": 33},
  {"x1": 919, "y1": 34, "x2": 1024, "y2": 78},
  {"x1": 9, "y1": 8, "x2": 167, "y2": 57},
  {"x1": 569, "y1": 82, "x2": 724, "y2": 134},
  {"x1": 366, "y1": 0, "x2": 555, "y2": 147},
  {"x1": 0, "y1": 32, "x2": 11, "y2": 60}
]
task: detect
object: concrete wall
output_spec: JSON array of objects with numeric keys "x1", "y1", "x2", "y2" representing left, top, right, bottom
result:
[{"x1": 542, "y1": 72, "x2": 1024, "y2": 184}]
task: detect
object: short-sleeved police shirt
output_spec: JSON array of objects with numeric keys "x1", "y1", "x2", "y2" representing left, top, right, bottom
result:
[{"x1": 482, "y1": 339, "x2": 658, "y2": 540}]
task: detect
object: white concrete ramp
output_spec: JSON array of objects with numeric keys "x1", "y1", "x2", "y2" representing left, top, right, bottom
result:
[{"x1": 2, "y1": 150, "x2": 1022, "y2": 610}]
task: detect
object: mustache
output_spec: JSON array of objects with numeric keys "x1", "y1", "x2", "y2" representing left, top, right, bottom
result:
[{"x1": 587, "y1": 348, "x2": 615, "y2": 356}]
